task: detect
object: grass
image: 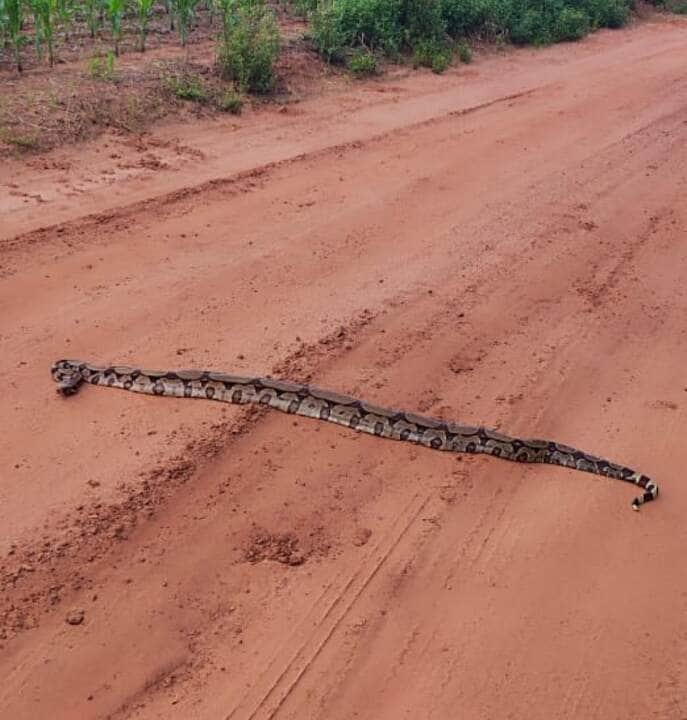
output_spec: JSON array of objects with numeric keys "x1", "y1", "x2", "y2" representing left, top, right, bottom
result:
[
  {"x1": 216, "y1": 90, "x2": 243, "y2": 113},
  {"x1": 347, "y1": 49, "x2": 377, "y2": 77},
  {"x1": 87, "y1": 52, "x2": 118, "y2": 82},
  {"x1": 0, "y1": 127, "x2": 40, "y2": 150},
  {"x1": 165, "y1": 72, "x2": 209, "y2": 101}
]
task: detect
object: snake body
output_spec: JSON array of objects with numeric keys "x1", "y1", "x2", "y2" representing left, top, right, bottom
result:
[{"x1": 51, "y1": 359, "x2": 658, "y2": 510}]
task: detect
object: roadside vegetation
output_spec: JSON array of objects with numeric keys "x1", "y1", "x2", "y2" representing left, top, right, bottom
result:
[
  {"x1": 307, "y1": 0, "x2": 637, "y2": 73},
  {"x1": 1, "y1": 0, "x2": 682, "y2": 154},
  {"x1": 2, "y1": 0, "x2": 681, "y2": 79},
  {"x1": 0, "y1": 0, "x2": 280, "y2": 88}
]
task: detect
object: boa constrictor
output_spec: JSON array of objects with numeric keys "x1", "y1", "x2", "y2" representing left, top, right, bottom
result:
[{"x1": 51, "y1": 359, "x2": 658, "y2": 510}]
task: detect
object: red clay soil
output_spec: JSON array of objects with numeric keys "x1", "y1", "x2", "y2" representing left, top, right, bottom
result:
[{"x1": 1, "y1": 15, "x2": 687, "y2": 720}]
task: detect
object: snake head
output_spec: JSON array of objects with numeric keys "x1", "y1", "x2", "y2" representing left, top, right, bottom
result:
[{"x1": 51, "y1": 360, "x2": 85, "y2": 396}]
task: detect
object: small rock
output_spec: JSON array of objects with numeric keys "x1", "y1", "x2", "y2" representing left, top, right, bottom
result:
[{"x1": 66, "y1": 609, "x2": 85, "y2": 625}]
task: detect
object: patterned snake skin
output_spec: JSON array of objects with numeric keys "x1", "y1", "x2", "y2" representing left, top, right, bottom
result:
[{"x1": 51, "y1": 359, "x2": 658, "y2": 510}]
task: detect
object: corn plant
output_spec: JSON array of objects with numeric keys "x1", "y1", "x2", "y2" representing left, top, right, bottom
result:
[
  {"x1": 135, "y1": 0, "x2": 155, "y2": 49},
  {"x1": 31, "y1": 0, "x2": 57, "y2": 66},
  {"x1": 163, "y1": 0, "x2": 174, "y2": 30},
  {"x1": 83, "y1": 0, "x2": 100, "y2": 36},
  {"x1": 106, "y1": 0, "x2": 124, "y2": 54},
  {"x1": 55, "y1": 0, "x2": 73, "y2": 40},
  {"x1": 3, "y1": 0, "x2": 24, "y2": 71},
  {"x1": 172, "y1": 0, "x2": 199, "y2": 46}
]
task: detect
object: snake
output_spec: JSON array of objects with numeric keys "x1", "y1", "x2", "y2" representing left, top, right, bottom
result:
[{"x1": 51, "y1": 359, "x2": 658, "y2": 510}]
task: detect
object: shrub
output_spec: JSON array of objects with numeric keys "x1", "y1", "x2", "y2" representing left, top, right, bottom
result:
[
  {"x1": 291, "y1": 0, "x2": 317, "y2": 15},
  {"x1": 413, "y1": 38, "x2": 451, "y2": 72},
  {"x1": 401, "y1": 0, "x2": 445, "y2": 43},
  {"x1": 216, "y1": 89, "x2": 244, "y2": 112},
  {"x1": 441, "y1": 0, "x2": 487, "y2": 35},
  {"x1": 347, "y1": 48, "x2": 377, "y2": 76},
  {"x1": 310, "y1": 2, "x2": 346, "y2": 61},
  {"x1": 333, "y1": 0, "x2": 403, "y2": 53},
  {"x1": 218, "y1": 0, "x2": 280, "y2": 93},
  {"x1": 554, "y1": 6, "x2": 590, "y2": 39},
  {"x1": 167, "y1": 72, "x2": 208, "y2": 101},
  {"x1": 581, "y1": 0, "x2": 629, "y2": 26},
  {"x1": 430, "y1": 47, "x2": 451, "y2": 72},
  {"x1": 311, "y1": 0, "x2": 444, "y2": 57},
  {"x1": 509, "y1": 8, "x2": 551, "y2": 45},
  {"x1": 310, "y1": 0, "x2": 633, "y2": 68},
  {"x1": 456, "y1": 39, "x2": 472, "y2": 62}
]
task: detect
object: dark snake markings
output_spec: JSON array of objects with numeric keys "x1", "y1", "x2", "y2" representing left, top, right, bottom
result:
[{"x1": 51, "y1": 359, "x2": 658, "y2": 510}]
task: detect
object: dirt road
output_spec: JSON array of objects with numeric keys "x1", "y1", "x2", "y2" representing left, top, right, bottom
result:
[{"x1": 2, "y1": 16, "x2": 687, "y2": 720}]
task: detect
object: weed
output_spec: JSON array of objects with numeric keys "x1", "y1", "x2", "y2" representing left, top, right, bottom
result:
[
  {"x1": 347, "y1": 48, "x2": 377, "y2": 76},
  {"x1": 217, "y1": 0, "x2": 279, "y2": 94},
  {"x1": 456, "y1": 39, "x2": 472, "y2": 63},
  {"x1": 0, "y1": 127, "x2": 40, "y2": 150},
  {"x1": 216, "y1": 89, "x2": 243, "y2": 113},
  {"x1": 166, "y1": 72, "x2": 208, "y2": 101},
  {"x1": 87, "y1": 51, "x2": 117, "y2": 81}
]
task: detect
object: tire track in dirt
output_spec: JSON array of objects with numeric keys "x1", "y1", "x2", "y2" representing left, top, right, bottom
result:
[
  {"x1": 226, "y1": 492, "x2": 430, "y2": 720},
  {"x1": 0, "y1": 87, "x2": 543, "y2": 277},
  {"x1": 2, "y1": 22, "x2": 687, "y2": 720},
  {"x1": 4, "y1": 83, "x2": 684, "y2": 645}
]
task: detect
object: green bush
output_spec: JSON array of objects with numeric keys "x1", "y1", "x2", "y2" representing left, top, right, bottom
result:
[
  {"x1": 311, "y1": 0, "x2": 444, "y2": 57},
  {"x1": 332, "y1": 0, "x2": 404, "y2": 52},
  {"x1": 441, "y1": 0, "x2": 487, "y2": 35},
  {"x1": 509, "y1": 7, "x2": 551, "y2": 44},
  {"x1": 291, "y1": 0, "x2": 318, "y2": 15},
  {"x1": 430, "y1": 47, "x2": 451, "y2": 72},
  {"x1": 347, "y1": 48, "x2": 377, "y2": 76},
  {"x1": 456, "y1": 39, "x2": 472, "y2": 62},
  {"x1": 554, "y1": 6, "x2": 590, "y2": 39},
  {"x1": 218, "y1": 0, "x2": 280, "y2": 93},
  {"x1": 402, "y1": 0, "x2": 445, "y2": 43},
  {"x1": 311, "y1": 0, "x2": 631, "y2": 67},
  {"x1": 413, "y1": 38, "x2": 451, "y2": 72},
  {"x1": 166, "y1": 72, "x2": 208, "y2": 101},
  {"x1": 310, "y1": 2, "x2": 346, "y2": 60}
]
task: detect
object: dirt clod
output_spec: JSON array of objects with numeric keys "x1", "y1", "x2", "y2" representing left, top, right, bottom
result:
[{"x1": 65, "y1": 609, "x2": 85, "y2": 626}]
